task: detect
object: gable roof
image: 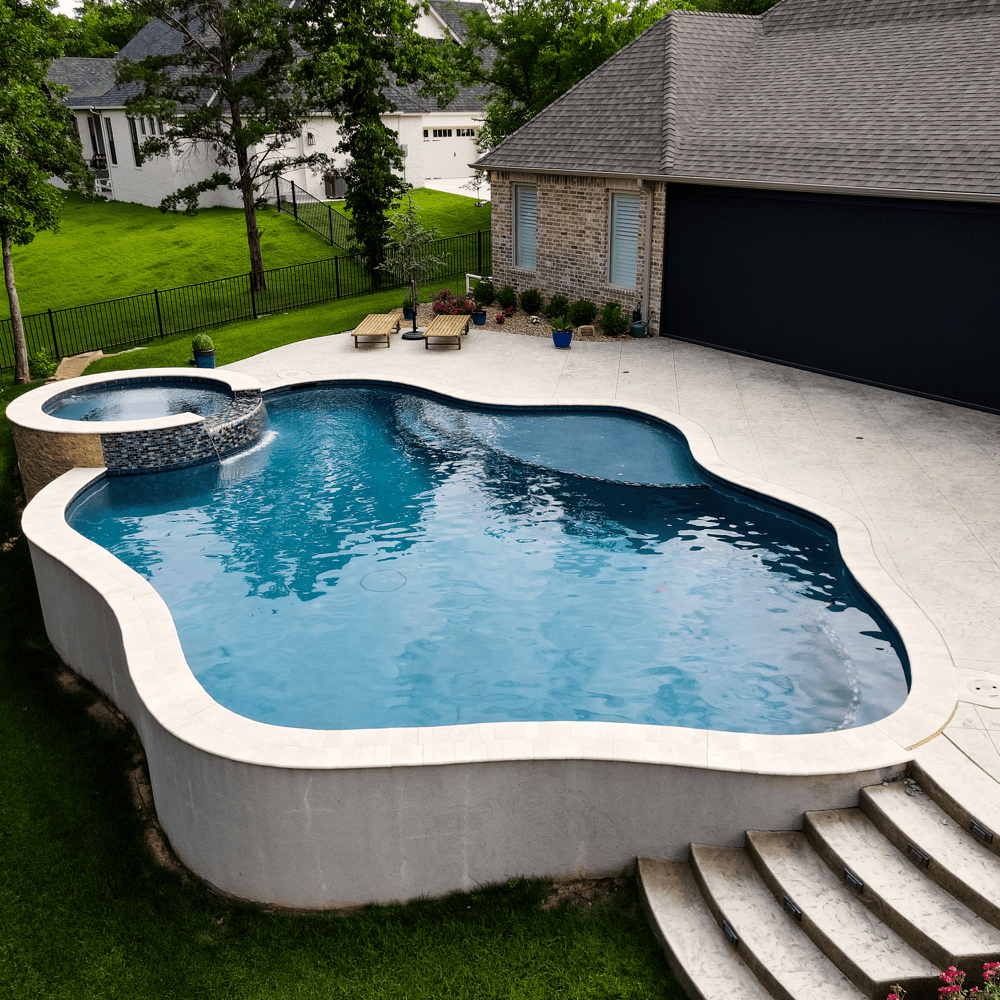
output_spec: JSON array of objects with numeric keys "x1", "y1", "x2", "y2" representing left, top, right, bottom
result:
[{"x1": 475, "y1": 0, "x2": 1000, "y2": 202}]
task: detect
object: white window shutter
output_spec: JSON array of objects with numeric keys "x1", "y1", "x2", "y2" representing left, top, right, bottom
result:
[
  {"x1": 610, "y1": 192, "x2": 640, "y2": 287},
  {"x1": 515, "y1": 185, "x2": 537, "y2": 270}
]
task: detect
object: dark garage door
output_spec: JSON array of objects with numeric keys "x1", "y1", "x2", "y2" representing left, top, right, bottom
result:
[{"x1": 660, "y1": 185, "x2": 1000, "y2": 412}]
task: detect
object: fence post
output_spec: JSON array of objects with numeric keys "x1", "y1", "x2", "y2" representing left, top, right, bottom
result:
[
  {"x1": 477, "y1": 230, "x2": 482, "y2": 275},
  {"x1": 334, "y1": 255, "x2": 341, "y2": 300},
  {"x1": 249, "y1": 272, "x2": 258, "y2": 318},
  {"x1": 274, "y1": 175, "x2": 281, "y2": 212},
  {"x1": 47, "y1": 309, "x2": 59, "y2": 358},
  {"x1": 290, "y1": 181, "x2": 298, "y2": 221},
  {"x1": 153, "y1": 289, "x2": 164, "y2": 338}
]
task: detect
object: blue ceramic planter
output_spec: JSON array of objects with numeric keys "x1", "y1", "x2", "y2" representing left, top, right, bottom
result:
[
  {"x1": 552, "y1": 330, "x2": 573, "y2": 349},
  {"x1": 194, "y1": 350, "x2": 216, "y2": 369},
  {"x1": 472, "y1": 310, "x2": 487, "y2": 326}
]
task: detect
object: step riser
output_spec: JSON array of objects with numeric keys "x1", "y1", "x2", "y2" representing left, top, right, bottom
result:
[
  {"x1": 860, "y1": 788, "x2": 1000, "y2": 930},
  {"x1": 744, "y1": 835, "x2": 939, "y2": 1000},
  {"x1": 910, "y1": 759, "x2": 1000, "y2": 861},
  {"x1": 801, "y1": 813, "x2": 955, "y2": 970},
  {"x1": 689, "y1": 849, "x2": 801, "y2": 1000}
]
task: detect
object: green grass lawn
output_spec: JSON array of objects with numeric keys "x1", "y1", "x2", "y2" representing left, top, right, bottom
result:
[
  {"x1": 0, "y1": 371, "x2": 682, "y2": 999},
  {"x1": 1, "y1": 188, "x2": 490, "y2": 321}
]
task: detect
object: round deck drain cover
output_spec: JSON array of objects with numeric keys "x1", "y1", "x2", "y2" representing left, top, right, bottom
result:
[{"x1": 361, "y1": 570, "x2": 407, "y2": 592}]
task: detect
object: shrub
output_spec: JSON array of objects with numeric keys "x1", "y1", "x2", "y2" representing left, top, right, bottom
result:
[
  {"x1": 568, "y1": 298, "x2": 597, "y2": 326},
  {"x1": 27, "y1": 349, "x2": 58, "y2": 380},
  {"x1": 496, "y1": 284, "x2": 517, "y2": 310},
  {"x1": 519, "y1": 288, "x2": 542, "y2": 315},
  {"x1": 402, "y1": 290, "x2": 414, "y2": 308},
  {"x1": 191, "y1": 334, "x2": 214, "y2": 352},
  {"x1": 599, "y1": 301, "x2": 630, "y2": 338},
  {"x1": 545, "y1": 294, "x2": 569, "y2": 318},
  {"x1": 472, "y1": 279, "x2": 495, "y2": 308},
  {"x1": 433, "y1": 289, "x2": 474, "y2": 315}
]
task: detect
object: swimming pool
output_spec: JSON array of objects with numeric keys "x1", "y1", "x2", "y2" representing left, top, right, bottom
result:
[
  {"x1": 21, "y1": 371, "x2": 952, "y2": 908},
  {"x1": 67, "y1": 386, "x2": 908, "y2": 736}
]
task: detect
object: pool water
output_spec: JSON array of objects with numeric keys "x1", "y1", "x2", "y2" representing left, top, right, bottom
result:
[
  {"x1": 67, "y1": 386, "x2": 909, "y2": 734},
  {"x1": 44, "y1": 379, "x2": 232, "y2": 421}
]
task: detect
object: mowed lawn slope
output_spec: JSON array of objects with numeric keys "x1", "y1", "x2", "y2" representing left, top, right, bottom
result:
[{"x1": 1, "y1": 188, "x2": 490, "y2": 320}]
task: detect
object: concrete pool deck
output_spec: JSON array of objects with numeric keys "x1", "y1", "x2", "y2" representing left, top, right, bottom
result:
[{"x1": 18, "y1": 326, "x2": 999, "y2": 907}]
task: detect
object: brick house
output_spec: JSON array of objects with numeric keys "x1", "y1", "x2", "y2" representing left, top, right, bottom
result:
[{"x1": 475, "y1": 0, "x2": 1000, "y2": 412}]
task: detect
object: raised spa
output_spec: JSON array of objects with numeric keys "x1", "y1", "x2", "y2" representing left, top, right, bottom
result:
[
  {"x1": 44, "y1": 377, "x2": 234, "y2": 422},
  {"x1": 67, "y1": 385, "x2": 909, "y2": 736}
]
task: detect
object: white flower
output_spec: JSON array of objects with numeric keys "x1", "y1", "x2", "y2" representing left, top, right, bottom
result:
[{"x1": 530, "y1": 315, "x2": 540, "y2": 324}]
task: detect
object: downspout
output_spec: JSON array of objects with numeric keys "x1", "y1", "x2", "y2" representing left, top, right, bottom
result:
[{"x1": 641, "y1": 180, "x2": 654, "y2": 325}]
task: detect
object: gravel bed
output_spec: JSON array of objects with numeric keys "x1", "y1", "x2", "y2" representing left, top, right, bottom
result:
[{"x1": 392, "y1": 304, "x2": 640, "y2": 343}]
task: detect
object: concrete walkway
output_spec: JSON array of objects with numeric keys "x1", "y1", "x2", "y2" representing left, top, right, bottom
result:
[{"x1": 224, "y1": 327, "x2": 1000, "y2": 774}]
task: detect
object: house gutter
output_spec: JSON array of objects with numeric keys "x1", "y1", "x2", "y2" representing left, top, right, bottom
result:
[{"x1": 474, "y1": 164, "x2": 1000, "y2": 206}]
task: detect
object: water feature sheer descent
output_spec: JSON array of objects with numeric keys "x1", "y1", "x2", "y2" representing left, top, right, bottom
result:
[{"x1": 67, "y1": 386, "x2": 909, "y2": 734}]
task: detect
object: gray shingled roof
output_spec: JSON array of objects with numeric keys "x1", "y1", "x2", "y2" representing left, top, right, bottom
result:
[
  {"x1": 475, "y1": 0, "x2": 1000, "y2": 201},
  {"x1": 428, "y1": 0, "x2": 487, "y2": 42}
]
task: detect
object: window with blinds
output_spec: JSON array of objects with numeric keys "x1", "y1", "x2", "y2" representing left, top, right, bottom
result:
[
  {"x1": 514, "y1": 184, "x2": 537, "y2": 271},
  {"x1": 609, "y1": 191, "x2": 640, "y2": 287}
]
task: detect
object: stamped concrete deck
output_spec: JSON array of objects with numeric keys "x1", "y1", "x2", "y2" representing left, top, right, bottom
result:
[{"x1": 224, "y1": 326, "x2": 1000, "y2": 779}]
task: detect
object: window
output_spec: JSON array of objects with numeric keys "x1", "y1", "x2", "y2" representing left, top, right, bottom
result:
[
  {"x1": 456, "y1": 127, "x2": 476, "y2": 137},
  {"x1": 148, "y1": 117, "x2": 156, "y2": 136},
  {"x1": 86, "y1": 116, "x2": 101, "y2": 157},
  {"x1": 139, "y1": 117, "x2": 146, "y2": 135},
  {"x1": 431, "y1": 128, "x2": 452, "y2": 138},
  {"x1": 104, "y1": 118, "x2": 118, "y2": 165},
  {"x1": 423, "y1": 129, "x2": 428, "y2": 138},
  {"x1": 514, "y1": 184, "x2": 537, "y2": 271},
  {"x1": 306, "y1": 131, "x2": 316, "y2": 145},
  {"x1": 127, "y1": 117, "x2": 143, "y2": 166},
  {"x1": 609, "y1": 191, "x2": 640, "y2": 287}
]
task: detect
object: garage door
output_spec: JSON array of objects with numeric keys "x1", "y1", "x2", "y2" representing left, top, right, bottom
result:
[{"x1": 423, "y1": 128, "x2": 479, "y2": 179}]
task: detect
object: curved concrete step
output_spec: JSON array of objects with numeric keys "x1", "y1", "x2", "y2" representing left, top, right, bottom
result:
[
  {"x1": 637, "y1": 857, "x2": 773, "y2": 1000},
  {"x1": 689, "y1": 843, "x2": 866, "y2": 1000},
  {"x1": 912, "y1": 736, "x2": 1000, "y2": 859},
  {"x1": 861, "y1": 781, "x2": 1000, "y2": 928},
  {"x1": 803, "y1": 806, "x2": 1000, "y2": 972},
  {"x1": 745, "y1": 830, "x2": 940, "y2": 1000}
]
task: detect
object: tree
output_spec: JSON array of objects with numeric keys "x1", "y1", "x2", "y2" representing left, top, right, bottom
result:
[
  {"x1": 292, "y1": 0, "x2": 457, "y2": 285},
  {"x1": 116, "y1": 0, "x2": 328, "y2": 290},
  {"x1": 379, "y1": 195, "x2": 445, "y2": 335},
  {"x1": 58, "y1": 1, "x2": 149, "y2": 58},
  {"x1": 689, "y1": 0, "x2": 780, "y2": 14},
  {"x1": 0, "y1": 0, "x2": 92, "y2": 384},
  {"x1": 457, "y1": 0, "x2": 695, "y2": 150}
]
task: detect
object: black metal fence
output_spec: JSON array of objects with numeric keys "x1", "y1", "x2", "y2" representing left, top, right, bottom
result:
[
  {"x1": 270, "y1": 174, "x2": 353, "y2": 250},
  {"x1": 0, "y1": 228, "x2": 492, "y2": 371}
]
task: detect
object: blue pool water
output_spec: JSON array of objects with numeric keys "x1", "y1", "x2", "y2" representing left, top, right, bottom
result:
[
  {"x1": 45, "y1": 379, "x2": 232, "y2": 421},
  {"x1": 67, "y1": 386, "x2": 909, "y2": 734}
]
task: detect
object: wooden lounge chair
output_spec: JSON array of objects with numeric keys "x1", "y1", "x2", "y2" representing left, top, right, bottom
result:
[
  {"x1": 351, "y1": 313, "x2": 400, "y2": 348},
  {"x1": 422, "y1": 313, "x2": 470, "y2": 350}
]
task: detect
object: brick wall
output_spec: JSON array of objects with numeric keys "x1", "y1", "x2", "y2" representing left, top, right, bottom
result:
[{"x1": 489, "y1": 171, "x2": 665, "y2": 334}]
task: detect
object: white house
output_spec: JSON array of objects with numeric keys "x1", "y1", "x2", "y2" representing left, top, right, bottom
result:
[{"x1": 48, "y1": 0, "x2": 489, "y2": 209}]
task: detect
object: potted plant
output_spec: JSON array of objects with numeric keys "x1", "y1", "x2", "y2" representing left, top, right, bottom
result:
[
  {"x1": 471, "y1": 278, "x2": 494, "y2": 325},
  {"x1": 190, "y1": 333, "x2": 215, "y2": 368},
  {"x1": 548, "y1": 313, "x2": 573, "y2": 349},
  {"x1": 402, "y1": 292, "x2": 414, "y2": 320}
]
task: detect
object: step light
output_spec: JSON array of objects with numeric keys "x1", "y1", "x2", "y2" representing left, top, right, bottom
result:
[
  {"x1": 722, "y1": 919, "x2": 739, "y2": 947},
  {"x1": 844, "y1": 868, "x2": 864, "y2": 893},
  {"x1": 783, "y1": 895, "x2": 802, "y2": 921},
  {"x1": 907, "y1": 843, "x2": 931, "y2": 868},
  {"x1": 971, "y1": 818, "x2": 995, "y2": 844}
]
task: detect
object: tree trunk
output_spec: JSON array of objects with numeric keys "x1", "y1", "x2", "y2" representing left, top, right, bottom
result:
[
  {"x1": 2, "y1": 233, "x2": 30, "y2": 384},
  {"x1": 234, "y1": 143, "x2": 266, "y2": 293}
]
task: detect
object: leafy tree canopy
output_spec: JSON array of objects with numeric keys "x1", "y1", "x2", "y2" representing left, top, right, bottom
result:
[
  {"x1": 0, "y1": 0, "x2": 93, "y2": 382},
  {"x1": 291, "y1": 0, "x2": 458, "y2": 283},
  {"x1": 57, "y1": 0, "x2": 149, "y2": 58},
  {"x1": 116, "y1": 0, "x2": 329, "y2": 288},
  {"x1": 457, "y1": 0, "x2": 696, "y2": 150},
  {"x1": 688, "y1": 0, "x2": 780, "y2": 14}
]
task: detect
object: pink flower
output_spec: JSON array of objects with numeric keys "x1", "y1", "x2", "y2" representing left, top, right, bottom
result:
[{"x1": 939, "y1": 987, "x2": 962, "y2": 994}]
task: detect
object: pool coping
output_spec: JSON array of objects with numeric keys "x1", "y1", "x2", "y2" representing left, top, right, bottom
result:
[
  {"x1": 20, "y1": 370, "x2": 958, "y2": 779},
  {"x1": 6, "y1": 367, "x2": 262, "y2": 435}
]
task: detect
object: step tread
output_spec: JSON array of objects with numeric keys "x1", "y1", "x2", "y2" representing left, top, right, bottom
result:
[
  {"x1": 914, "y1": 735, "x2": 1000, "y2": 840},
  {"x1": 638, "y1": 857, "x2": 773, "y2": 1000},
  {"x1": 691, "y1": 844, "x2": 866, "y2": 1000},
  {"x1": 806, "y1": 806, "x2": 1000, "y2": 957},
  {"x1": 747, "y1": 831, "x2": 940, "y2": 985},
  {"x1": 862, "y1": 783, "x2": 1000, "y2": 911}
]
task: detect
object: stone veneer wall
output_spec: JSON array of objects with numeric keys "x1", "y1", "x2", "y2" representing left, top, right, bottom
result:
[
  {"x1": 489, "y1": 171, "x2": 666, "y2": 334},
  {"x1": 11, "y1": 424, "x2": 105, "y2": 502}
]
